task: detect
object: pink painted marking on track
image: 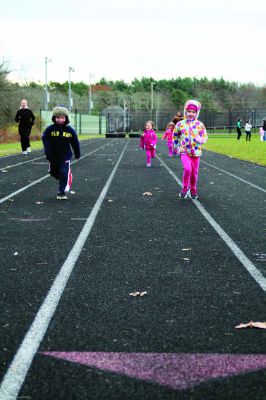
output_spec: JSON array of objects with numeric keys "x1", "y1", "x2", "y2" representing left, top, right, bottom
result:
[{"x1": 41, "y1": 352, "x2": 266, "y2": 391}]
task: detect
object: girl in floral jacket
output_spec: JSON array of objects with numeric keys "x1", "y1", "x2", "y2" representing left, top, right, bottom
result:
[{"x1": 174, "y1": 100, "x2": 208, "y2": 199}]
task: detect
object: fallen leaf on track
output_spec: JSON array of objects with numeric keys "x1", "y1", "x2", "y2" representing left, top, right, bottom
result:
[
  {"x1": 143, "y1": 192, "x2": 152, "y2": 196},
  {"x1": 130, "y1": 291, "x2": 147, "y2": 297},
  {"x1": 235, "y1": 321, "x2": 266, "y2": 329}
]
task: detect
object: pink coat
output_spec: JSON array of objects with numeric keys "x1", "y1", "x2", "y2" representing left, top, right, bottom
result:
[
  {"x1": 140, "y1": 129, "x2": 158, "y2": 150},
  {"x1": 162, "y1": 129, "x2": 174, "y2": 143}
]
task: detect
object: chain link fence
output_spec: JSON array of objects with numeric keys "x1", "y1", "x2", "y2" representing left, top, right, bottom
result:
[{"x1": 38, "y1": 108, "x2": 266, "y2": 135}]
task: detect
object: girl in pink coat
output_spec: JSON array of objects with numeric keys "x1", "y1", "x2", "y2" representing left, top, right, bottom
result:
[
  {"x1": 140, "y1": 120, "x2": 158, "y2": 167},
  {"x1": 162, "y1": 122, "x2": 179, "y2": 157}
]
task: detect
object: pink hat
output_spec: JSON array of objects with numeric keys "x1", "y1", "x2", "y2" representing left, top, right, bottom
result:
[{"x1": 186, "y1": 104, "x2": 198, "y2": 112}]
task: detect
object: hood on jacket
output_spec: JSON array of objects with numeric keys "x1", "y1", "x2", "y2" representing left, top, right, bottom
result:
[{"x1": 184, "y1": 99, "x2": 201, "y2": 119}]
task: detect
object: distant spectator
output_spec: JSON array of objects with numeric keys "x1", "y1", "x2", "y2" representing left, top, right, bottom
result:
[
  {"x1": 236, "y1": 118, "x2": 242, "y2": 140},
  {"x1": 259, "y1": 127, "x2": 264, "y2": 142},
  {"x1": 15, "y1": 99, "x2": 35, "y2": 154},
  {"x1": 262, "y1": 117, "x2": 266, "y2": 141},
  {"x1": 244, "y1": 120, "x2": 252, "y2": 141},
  {"x1": 172, "y1": 111, "x2": 184, "y2": 125}
]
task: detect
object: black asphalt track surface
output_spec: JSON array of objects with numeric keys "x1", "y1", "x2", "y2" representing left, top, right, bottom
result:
[{"x1": 0, "y1": 138, "x2": 265, "y2": 399}]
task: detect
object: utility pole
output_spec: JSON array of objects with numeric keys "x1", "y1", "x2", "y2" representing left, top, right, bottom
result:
[
  {"x1": 89, "y1": 73, "x2": 94, "y2": 114},
  {"x1": 68, "y1": 66, "x2": 74, "y2": 111},
  {"x1": 45, "y1": 57, "x2": 51, "y2": 110}
]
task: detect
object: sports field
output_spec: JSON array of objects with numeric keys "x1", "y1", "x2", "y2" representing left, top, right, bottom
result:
[{"x1": 0, "y1": 139, "x2": 265, "y2": 399}]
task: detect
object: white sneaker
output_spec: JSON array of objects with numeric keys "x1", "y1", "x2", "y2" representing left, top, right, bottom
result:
[
  {"x1": 26, "y1": 147, "x2": 31, "y2": 153},
  {"x1": 22, "y1": 151, "x2": 28, "y2": 155}
]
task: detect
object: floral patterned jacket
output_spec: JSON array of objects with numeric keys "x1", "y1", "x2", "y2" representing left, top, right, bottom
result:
[{"x1": 174, "y1": 119, "x2": 208, "y2": 157}]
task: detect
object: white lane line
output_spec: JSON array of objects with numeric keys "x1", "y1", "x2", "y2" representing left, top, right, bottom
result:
[
  {"x1": 0, "y1": 140, "x2": 101, "y2": 170},
  {"x1": 201, "y1": 160, "x2": 266, "y2": 193},
  {"x1": 0, "y1": 143, "x2": 112, "y2": 205},
  {"x1": 157, "y1": 155, "x2": 266, "y2": 293},
  {"x1": 0, "y1": 141, "x2": 128, "y2": 400},
  {"x1": 0, "y1": 156, "x2": 46, "y2": 171}
]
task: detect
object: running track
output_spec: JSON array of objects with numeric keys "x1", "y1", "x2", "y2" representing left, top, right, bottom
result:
[{"x1": 0, "y1": 138, "x2": 265, "y2": 399}]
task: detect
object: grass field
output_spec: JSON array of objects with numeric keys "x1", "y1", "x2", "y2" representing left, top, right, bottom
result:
[
  {"x1": 0, "y1": 133, "x2": 265, "y2": 166},
  {"x1": 205, "y1": 133, "x2": 266, "y2": 166},
  {"x1": 0, "y1": 135, "x2": 102, "y2": 157}
]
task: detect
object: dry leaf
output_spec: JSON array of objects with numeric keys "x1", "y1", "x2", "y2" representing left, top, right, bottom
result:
[
  {"x1": 130, "y1": 291, "x2": 147, "y2": 297},
  {"x1": 143, "y1": 192, "x2": 152, "y2": 196},
  {"x1": 235, "y1": 321, "x2": 266, "y2": 329}
]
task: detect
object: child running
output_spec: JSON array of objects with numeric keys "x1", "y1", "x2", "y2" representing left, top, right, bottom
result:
[
  {"x1": 42, "y1": 105, "x2": 80, "y2": 200},
  {"x1": 140, "y1": 120, "x2": 158, "y2": 167},
  {"x1": 174, "y1": 99, "x2": 208, "y2": 200},
  {"x1": 162, "y1": 122, "x2": 177, "y2": 157}
]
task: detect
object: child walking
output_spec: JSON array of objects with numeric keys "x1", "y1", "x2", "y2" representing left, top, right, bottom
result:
[
  {"x1": 245, "y1": 120, "x2": 252, "y2": 141},
  {"x1": 174, "y1": 100, "x2": 208, "y2": 200},
  {"x1": 140, "y1": 120, "x2": 158, "y2": 167},
  {"x1": 162, "y1": 122, "x2": 177, "y2": 157},
  {"x1": 236, "y1": 118, "x2": 242, "y2": 140},
  {"x1": 259, "y1": 127, "x2": 264, "y2": 141},
  {"x1": 42, "y1": 105, "x2": 80, "y2": 200}
]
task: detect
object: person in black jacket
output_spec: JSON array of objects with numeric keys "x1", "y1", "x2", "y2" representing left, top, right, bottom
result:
[
  {"x1": 42, "y1": 105, "x2": 80, "y2": 200},
  {"x1": 15, "y1": 99, "x2": 35, "y2": 154}
]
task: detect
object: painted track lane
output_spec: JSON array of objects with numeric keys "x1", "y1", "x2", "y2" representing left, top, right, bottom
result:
[
  {"x1": 0, "y1": 139, "x2": 125, "y2": 395},
  {"x1": 12, "y1": 140, "x2": 266, "y2": 400},
  {"x1": 0, "y1": 140, "x2": 105, "y2": 202},
  {"x1": 0, "y1": 140, "x2": 265, "y2": 399}
]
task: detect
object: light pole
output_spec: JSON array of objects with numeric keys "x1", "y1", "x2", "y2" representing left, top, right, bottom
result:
[
  {"x1": 68, "y1": 66, "x2": 74, "y2": 112},
  {"x1": 44, "y1": 57, "x2": 51, "y2": 110},
  {"x1": 89, "y1": 73, "x2": 94, "y2": 114},
  {"x1": 151, "y1": 81, "x2": 155, "y2": 118}
]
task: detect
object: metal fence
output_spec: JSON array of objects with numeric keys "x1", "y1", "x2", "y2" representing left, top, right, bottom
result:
[
  {"x1": 39, "y1": 108, "x2": 266, "y2": 135},
  {"x1": 40, "y1": 110, "x2": 107, "y2": 135},
  {"x1": 101, "y1": 108, "x2": 266, "y2": 133}
]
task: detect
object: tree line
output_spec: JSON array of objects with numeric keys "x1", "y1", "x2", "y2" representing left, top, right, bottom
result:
[{"x1": 1, "y1": 62, "x2": 266, "y2": 127}]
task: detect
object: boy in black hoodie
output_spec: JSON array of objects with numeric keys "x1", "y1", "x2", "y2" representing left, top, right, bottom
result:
[{"x1": 42, "y1": 106, "x2": 80, "y2": 200}]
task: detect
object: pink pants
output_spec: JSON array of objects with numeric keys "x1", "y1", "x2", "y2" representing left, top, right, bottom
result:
[
  {"x1": 180, "y1": 154, "x2": 200, "y2": 194},
  {"x1": 146, "y1": 148, "x2": 156, "y2": 164},
  {"x1": 167, "y1": 142, "x2": 173, "y2": 156}
]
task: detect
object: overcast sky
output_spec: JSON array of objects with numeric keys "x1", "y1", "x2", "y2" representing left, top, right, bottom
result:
[{"x1": 1, "y1": 0, "x2": 265, "y2": 86}]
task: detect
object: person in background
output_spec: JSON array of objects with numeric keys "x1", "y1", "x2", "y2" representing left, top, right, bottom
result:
[
  {"x1": 140, "y1": 120, "x2": 158, "y2": 167},
  {"x1": 42, "y1": 105, "x2": 80, "y2": 200},
  {"x1": 174, "y1": 99, "x2": 208, "y2": 200},
  {"x1": 162, "y1": 122, "x2": 176, "y2": 157},
  {"x1": 245, "y1": 120, "x2": 252, "y2": 141},
  {"x1": 172, "y1": 111, "x2": 183, "y2": 125},
  {"x1": 236, "y1": 118, "x2": 242, "y2": 140},
  {"x1": 259, "y1": 126, "x2": 264, "y2": 142},
  {"x1": 262, "y1": 117, "x2": 266, "y2": 141},
  {"x1": 15, "y1": 99, "x2": 35, "y2": 154}
]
